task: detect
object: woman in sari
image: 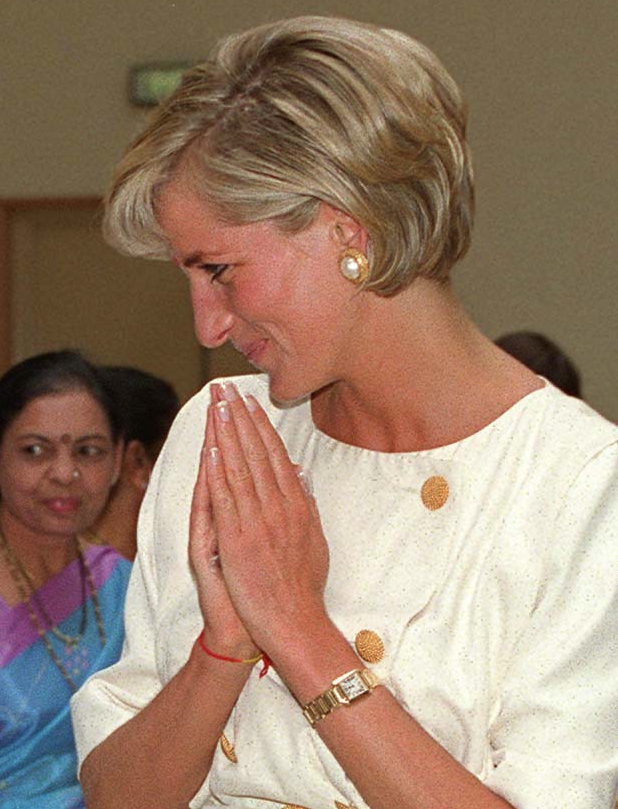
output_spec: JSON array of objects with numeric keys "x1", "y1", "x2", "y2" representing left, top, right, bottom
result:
[{"x1": 0, "y1": 350, "x2": 132, "y2": 808}]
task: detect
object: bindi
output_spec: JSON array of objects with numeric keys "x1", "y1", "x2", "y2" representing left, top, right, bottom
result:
[{"x1": 60, "y1": 434, "x2": 72, "y2": 445}]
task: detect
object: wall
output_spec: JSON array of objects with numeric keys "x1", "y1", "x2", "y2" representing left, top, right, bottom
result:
[{"x1": 1, "y1": 0, "x2": 616, "y2": 416}]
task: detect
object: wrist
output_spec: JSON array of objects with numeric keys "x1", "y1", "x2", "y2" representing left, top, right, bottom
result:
[
  {"x1": 195, "y1": 630, "x2": 271, "y2": 678},
  {"x1": 302, "y1": 667, "x2": 381, "y2": 726},
  {"x1": 254, "y1": 602, "x2": 331, "y2": 658},
  {"x1": 200, "y1": 626, "x2": 260, "y2": 661},
  {"x1": 268, "y1": 620, "x2": 363, "y2": 705},
  {"x1": 196, "y1": 630, "x2": 263, "y2": 664}
]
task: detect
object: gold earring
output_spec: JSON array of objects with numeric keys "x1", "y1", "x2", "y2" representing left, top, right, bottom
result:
[{"x1": 339, "y1": 248, "x2": 369, "y2": 285}]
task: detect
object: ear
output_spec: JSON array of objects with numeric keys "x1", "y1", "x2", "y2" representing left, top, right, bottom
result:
[
  {"x1": 123, "y1": 439, "x2": 153, "y2": 493},
  {"x1": 110, "y1": 439, "x2": 125, "y2": 487},
  {"x1": 321, "y1": 203, "x2": 369, "y2": 253}
]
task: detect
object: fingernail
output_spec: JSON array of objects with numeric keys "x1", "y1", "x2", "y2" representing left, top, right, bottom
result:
[
  {"x1": 216, "y1": 401, "x2": 231, "y2": 422},
  {"x1": 221, "y1": 382, "x2": 238, "y2": 402},
  {"x1": 245, "y1": 394, "x2": 258, "y2": 412},
  {"x1": 210, "y1": 383, "x2": 221, "y2": 404},
  {"x1": 297, "y1": 468, "x2": 314, "y2": 497},
  {"x1": 208, "y1": 446, "x2": 221, "y2": 464}
]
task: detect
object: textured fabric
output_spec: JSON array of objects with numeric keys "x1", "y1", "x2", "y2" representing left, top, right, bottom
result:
[
  {"x1": 72, "y1": 376, "x2": 618, "y2": 809},
  {"x1": 0, "y1": 545, "x2": 131, "y2": 808}
]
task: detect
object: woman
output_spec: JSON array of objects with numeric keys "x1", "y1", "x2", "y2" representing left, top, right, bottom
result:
[
  {"x1": 0, "y1": 350, "x2": 132, "y2": 808},
  {"x1": 92, "y1": 365, "x2": 180, "y2": 560},
  {"x1": 72, "y1": 16, "x2": 618, "y2": 809},
  {"x1": 494, "y1": 331, "x2": 582, "y2": 397}
]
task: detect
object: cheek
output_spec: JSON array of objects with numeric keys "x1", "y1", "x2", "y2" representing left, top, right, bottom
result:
[
  {"x1": 0, "y1": 479, "x2": 40, "y2": 524},
  {"x1": 81, "y1": 463, "x2": 116, "y2": 501},
  {"x1": 0, "y1": 464, "x2": 39, "y2": 498}
]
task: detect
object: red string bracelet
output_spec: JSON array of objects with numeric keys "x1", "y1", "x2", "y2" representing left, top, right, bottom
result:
[{"x1": 196, "y1": 630, "x2": 271, "y2": 678}]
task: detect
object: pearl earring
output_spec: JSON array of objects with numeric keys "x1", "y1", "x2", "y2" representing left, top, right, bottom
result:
[{"x1": 339, "y1": 248, "x2": 369, "y2": 285}]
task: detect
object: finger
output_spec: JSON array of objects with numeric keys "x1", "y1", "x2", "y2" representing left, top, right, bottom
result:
[
  {"x1": 210, "y1": 382, "x2": 223, "y2": 405},
  {"x1": 189, "y1": 411, "x2": 217, "y2": 577},
  {"x1": 218, "y1": 383, "x2": 282, "y2": 503},
  {"x1": 212, "y1": 397, "x2": 266, "y2": 510},
  {"x1": 296, "y1": 466, "x2": 314, "y2": 499},
  {"x1": 206, "y1": 402, "x2": 246, "y2": 543},
  {"x1": 245, "y1": 394, "x2": 307, "y2": 497}
]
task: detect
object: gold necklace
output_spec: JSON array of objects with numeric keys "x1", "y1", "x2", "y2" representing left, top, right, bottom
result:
[
  {"x1": 8, "y1": 536, "x2": 87, "y2": 646},
  {"x1": 0, "y1": 528, "x2": 107, "y2": 692}
]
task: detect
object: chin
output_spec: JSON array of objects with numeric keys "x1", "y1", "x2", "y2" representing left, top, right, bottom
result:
[{"x1": 267, "y1": 373, "x2": 313, "y2": 406}]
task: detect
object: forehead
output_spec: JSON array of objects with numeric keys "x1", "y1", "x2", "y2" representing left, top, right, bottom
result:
[
  {"x1": 157, "y1": 180, "x2": 223, "y2": 246},
  {"x1": 6, "y1": 391, "x2": 111, "y2": 440},
  {"x1": 156, "y1": 178, "x2": 276, "y2": 262}
]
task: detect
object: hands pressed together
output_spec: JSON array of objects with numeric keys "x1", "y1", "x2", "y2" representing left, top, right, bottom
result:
[{"x1": 189, "y1": 382, "x2": 330, "y2": 665}]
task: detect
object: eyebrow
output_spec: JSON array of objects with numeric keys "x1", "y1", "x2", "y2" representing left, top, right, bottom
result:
[
  {"x1": 17, "y1": 432, "x2": 110, "y2": 443},
  {"x1": 179, "y1": 248, "x2": 230, "y2": 268},
  {"x1": 181, "y1": 251, "x2": 207, "y2": 268}
]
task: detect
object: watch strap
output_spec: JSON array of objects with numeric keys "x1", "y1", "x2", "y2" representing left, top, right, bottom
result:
[{"x1": 302, "y1": 668, "x2": 380, "y2": 726}]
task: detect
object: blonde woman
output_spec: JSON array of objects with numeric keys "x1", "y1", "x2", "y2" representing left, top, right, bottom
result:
[{"x1": 72, "y1": 17, "x2": 618, "y2": 809}]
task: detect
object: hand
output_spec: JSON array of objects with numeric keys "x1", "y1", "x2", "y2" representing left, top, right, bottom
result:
[
  {"x1": 205, "y1": 382, "x2": 329, "y2": 655},
  {"x1": 188, "y1": 384, "x2": 258, "y2": 657}
]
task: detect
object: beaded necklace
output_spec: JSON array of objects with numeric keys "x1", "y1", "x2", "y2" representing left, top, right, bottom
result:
[{"x1": 0, "y1": 528, "x2": 106, "y2": 692}]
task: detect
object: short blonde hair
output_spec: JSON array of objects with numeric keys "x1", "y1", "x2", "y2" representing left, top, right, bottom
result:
[{"x1": 104, "y1": 16, "x2": 474, "y2": 294}]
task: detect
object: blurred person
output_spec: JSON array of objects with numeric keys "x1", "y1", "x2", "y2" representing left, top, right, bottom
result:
[
  {"x1": 72, "y1": 16, "x2": 618, "y2": 809},
  {"x1": 92, "y1": 365, "x2": 180, "y2": 560},
  {"x1": 0, "y1": 350, "x2": 132, "y2": 808},
  {"x1": 495, "y1": 330, "x2": 582, "y2": 397}
]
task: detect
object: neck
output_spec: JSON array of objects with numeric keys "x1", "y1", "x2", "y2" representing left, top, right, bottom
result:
[
  {"x1": 312, "y1": 278, "x2": 542, "y2": 452},
  {"x1": 91, "y1": 484, "x2": 139, "y2": 560},
  {"x1": 0, "y1": 511, "x2": 79, "y2": 610},
  {"x1": 0, "y1": 506, "x2": 79, "y2": 589}
]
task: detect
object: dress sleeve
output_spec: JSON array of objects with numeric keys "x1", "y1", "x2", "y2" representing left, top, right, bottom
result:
[
  {"x1": 70, "y1": 454, "x2": 164, "y2": 772},
  {"x1": 484, "y1": 442, "x2": 618, "y2": 809}
]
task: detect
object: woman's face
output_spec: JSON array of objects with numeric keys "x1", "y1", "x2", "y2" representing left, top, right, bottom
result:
[
  {"x1": 0, "y1": 390, "x2": 122, "y2": 541},
  {"x1": 156, "y1": 178, "x2": 370, "y2": 403}
]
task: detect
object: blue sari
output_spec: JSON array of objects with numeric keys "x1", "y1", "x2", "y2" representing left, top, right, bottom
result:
[{"x1": 0, "y1": 545, "x2": 131, "y2": 808}]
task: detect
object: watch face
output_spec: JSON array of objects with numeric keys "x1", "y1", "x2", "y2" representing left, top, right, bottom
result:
[{"x1": 338, "y1": 672, "x2": 369, "y2": 700}]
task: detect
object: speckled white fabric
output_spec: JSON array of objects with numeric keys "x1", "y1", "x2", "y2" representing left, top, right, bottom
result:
[{"x1": 71, "y1": 375, "x2": 618, "y2": 809}]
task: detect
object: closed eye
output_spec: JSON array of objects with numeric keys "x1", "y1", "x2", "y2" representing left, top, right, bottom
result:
[{"x1": 199, "y1": 263, "x2": 230, "y2": 283}]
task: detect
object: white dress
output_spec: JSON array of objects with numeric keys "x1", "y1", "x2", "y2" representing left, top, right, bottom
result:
[{"x1": 71, "y1": 375, "x2": 618, "y2": 809}]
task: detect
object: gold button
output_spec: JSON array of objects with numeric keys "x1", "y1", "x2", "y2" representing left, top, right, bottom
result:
[
  {"x1": 220, "y1": 733, "x2": 237, "y2": 763},
  {"x1": 421, "y1": 475, "x2": 449, "y2": 510},
  {"x1": 335, "y1": 802, "x2": 357, "y2": 809},
  {"x1": 355, "y1": 629, "x2": 384, "y2": 663}
]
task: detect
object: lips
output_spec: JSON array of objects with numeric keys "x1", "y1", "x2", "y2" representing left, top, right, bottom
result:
[{"x1": 43, "y1": 498, "x2": 81, "y2": 515}]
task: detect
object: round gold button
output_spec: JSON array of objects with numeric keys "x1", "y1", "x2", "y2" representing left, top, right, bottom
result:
[
  {"x1": 355, "y1": 629, "x2": 385, "y2": 663},
  {"x1": 220, "y1": 733, "x2": 237, "y2": 763},
  {"x1": 421, "y1": 475, "x2": 449, "y2": 510}
]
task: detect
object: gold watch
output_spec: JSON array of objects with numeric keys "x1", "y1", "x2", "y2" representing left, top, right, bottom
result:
[{"x1": 302, "y1": 668, "x2": 380, "y2": 726}]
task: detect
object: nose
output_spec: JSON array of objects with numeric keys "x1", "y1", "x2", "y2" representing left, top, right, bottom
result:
[
  {"x1": 190, "y1": 279, "x2": 234, "y2": 349},
  {"x1": 48, "y1": 448, "x2": 77, "y2": 485}
]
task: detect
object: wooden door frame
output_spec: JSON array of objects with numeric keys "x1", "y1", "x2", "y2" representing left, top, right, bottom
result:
[{"x1": 0, "y1": 197, "x2": 101, "y2": 372}]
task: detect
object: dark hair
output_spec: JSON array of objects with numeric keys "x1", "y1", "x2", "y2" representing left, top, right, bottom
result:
[
  {"x1": 0, "y1": 350, "x2": 123, "y2": 445},
  {"x1": 495, "y1": 331, "x2": 582, "y2": 397},
  {"x1": 97, "y1": 366, "x2": 179, "y2": 460}
]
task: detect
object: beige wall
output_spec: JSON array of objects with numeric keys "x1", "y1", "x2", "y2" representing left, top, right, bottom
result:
[{"x1": 1, "y1": 0, "x2": 616, "y2": 417}]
